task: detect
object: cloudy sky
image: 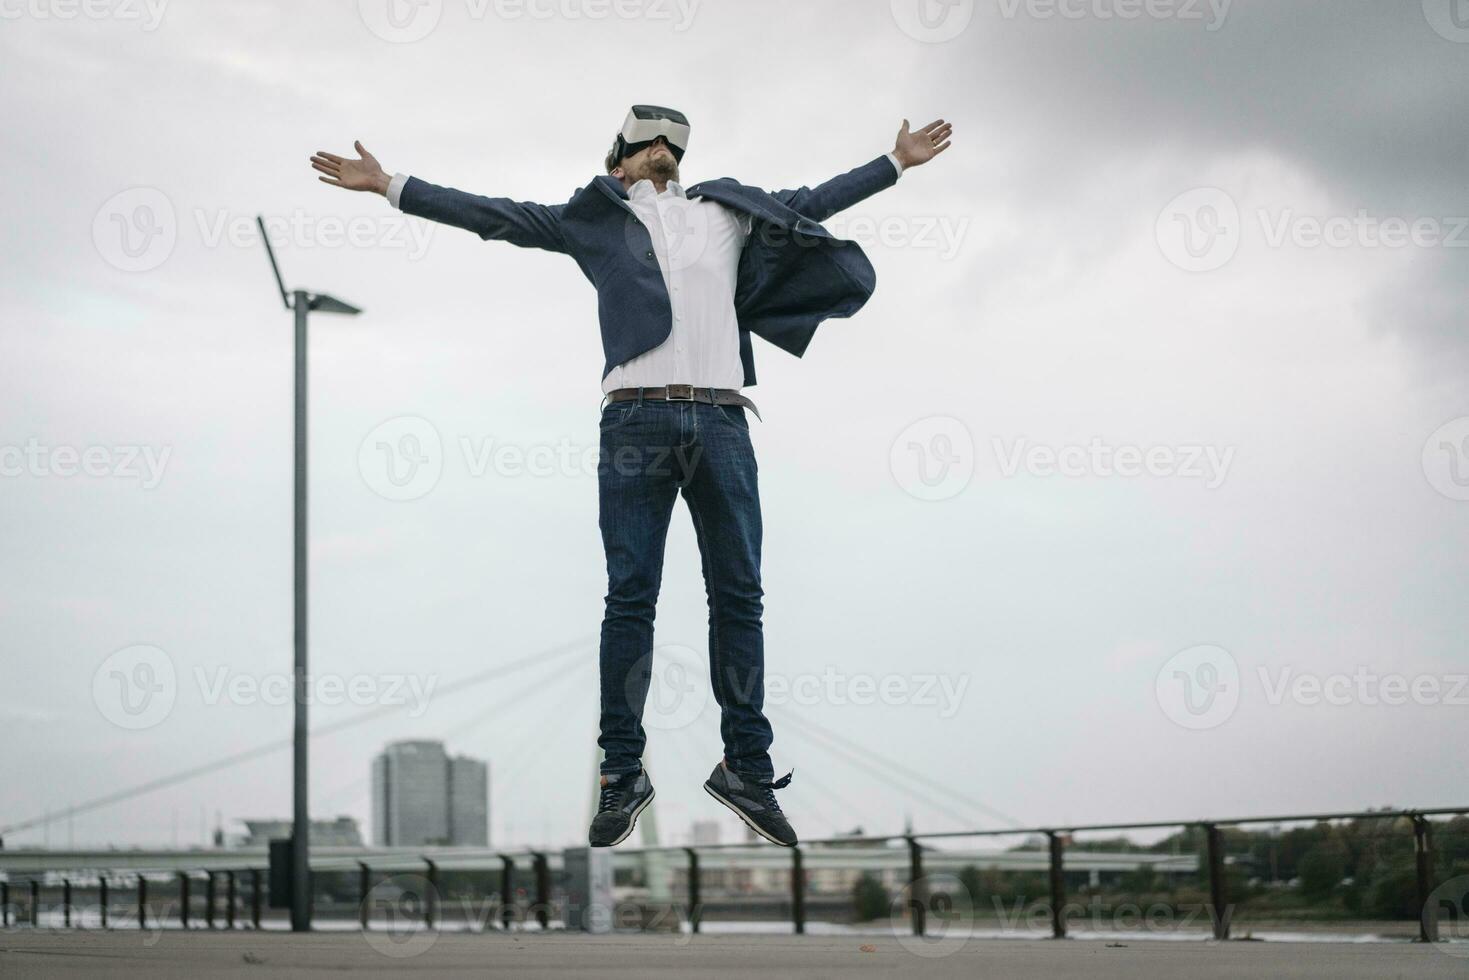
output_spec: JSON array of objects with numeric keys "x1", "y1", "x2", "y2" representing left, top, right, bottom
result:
[{"x1": 2, "y1": 0, "x2": 1467, "y2": 851}]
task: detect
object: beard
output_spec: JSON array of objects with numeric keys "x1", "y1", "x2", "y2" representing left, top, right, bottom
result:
[{"x1": 644, "y1": 152, "x2": 680, "y2": 183}]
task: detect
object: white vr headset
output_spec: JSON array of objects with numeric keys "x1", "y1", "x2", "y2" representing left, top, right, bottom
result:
[{"x1": 607, "y1": 105, "x2": 690, "y2": 171}]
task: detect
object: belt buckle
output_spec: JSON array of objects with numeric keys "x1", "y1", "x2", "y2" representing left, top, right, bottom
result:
[{"x1": 665, "y1": 384, "x2": 694, "y2": 401}]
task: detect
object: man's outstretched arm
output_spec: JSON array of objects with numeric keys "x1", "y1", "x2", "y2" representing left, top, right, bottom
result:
[
  {"x1": 310, "y1": 141, "x2": 568, "y2": 253},
  {"x1": 775, "y1": 118, "x2": 954, "y2": 222}
]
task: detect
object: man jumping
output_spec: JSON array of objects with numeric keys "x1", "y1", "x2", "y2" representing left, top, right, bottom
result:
[{"x1": 310, "y1": 106, "x2": 952, "y2": 847}]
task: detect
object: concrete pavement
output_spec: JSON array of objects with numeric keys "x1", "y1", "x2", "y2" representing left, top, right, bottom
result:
[{"x1": 4, "y1": 930, "x2": 1468, "y2": 979}]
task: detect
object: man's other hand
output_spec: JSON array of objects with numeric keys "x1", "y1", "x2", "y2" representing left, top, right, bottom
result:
[
  {"x1": 310, "y1": 141, "x2": 390, "y2": 195},
  {"x1": 893, "y1": 118, "x2": 953, "y2": 170}
]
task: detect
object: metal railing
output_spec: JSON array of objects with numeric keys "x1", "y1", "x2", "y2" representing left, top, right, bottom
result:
[
  {"x1": 621, "y1": 805, "x2": 1469, "y2": 942},
  {"x1": 2, "y1": 805, "x2": 1465, "y2": 941}
]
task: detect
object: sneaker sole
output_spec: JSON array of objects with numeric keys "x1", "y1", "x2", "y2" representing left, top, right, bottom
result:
[
  {"x1": 592, "y1": 787, "x2": 656, "y2": 848},
  {"x1": 703, "y1": 781, "x2": 797, "y2": 847}
]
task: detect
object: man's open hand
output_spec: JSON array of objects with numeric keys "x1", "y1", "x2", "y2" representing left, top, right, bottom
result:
[
  {"x1": 893, "y1": 118, "x2": 953, "y2": 170},
  {"x1": 310, "y1": 141, "x2": 390, "y2": 195}
]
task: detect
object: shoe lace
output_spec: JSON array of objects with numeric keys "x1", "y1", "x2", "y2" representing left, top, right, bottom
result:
[
  {"x1": 756, "y1": 770, "x2": 793, "y2": 813},
  {"x1": 597, "y1": 782, "x2": 621, "y2": 813}
]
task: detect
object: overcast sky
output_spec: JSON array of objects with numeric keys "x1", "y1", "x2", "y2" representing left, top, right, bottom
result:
[{"x1": 2, "y1": 0, "x2": 1467, "y2": 851}]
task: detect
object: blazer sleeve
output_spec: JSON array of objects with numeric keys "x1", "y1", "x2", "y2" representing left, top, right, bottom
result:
[
  {"x1": 770, "y1": 156, "x2": 900, "y2": 223},
  {"x1": 398, "y1": 176, "x2": 568, "y2": 253}
]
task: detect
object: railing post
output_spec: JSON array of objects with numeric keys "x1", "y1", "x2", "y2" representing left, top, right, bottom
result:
[
  {"x1": 178, "y1": 872, "x2": 190, "y2": 929},
  {"x1": 907, "y1": 835, "x2": 926, "y2": 937},
  {"x1": 2, "y1": 881, "x2": 9, "y2": 926},
  {"x1": 1046, "y1": 831, "x2": 1067, "y2": 939},
  {"x1": 100, "y1": 876, "x2": 109, "y2": 929},
  {"x1": 205, "y1": 871, "x2": 216, "y2": 929},
  {"x1": 1204, "y1": 824, "x2": 1230, "y2": 940},
  {"x1": 30, "y1": 880, "x2": 40, "y2": 927},
  {"x1": 423, "y1": 859, "x2": 438, "y2": 931},
  {"x1": 251, "y1": 870, "x2": 262, "y2": 929},
  {"x1": 63, "y1": 878, "x2": 72, "y2": 927},
  {"x1": 532, "y1": 853, "x2": 551, "y2": 930},
  {"x1": 1414, "y1": 815, "x2": 1438, "y2": 943},
  {"x1": 138, "y1": 876, "x2": 148, "y2": 931},
  {"x1": 791, "y1": 846, "x2": 806, "y2": 935},
  {"x1": 684, "y1": 848, "x2": 701, "y2": 934},
  {"x1": 500, "y1": 855, "x2": 515, "y2": 930},
  {"x1": 358, "y1": 862, "x2": 371, "y2": 930},
  {"x1": 226, "y1": 872, "x2": 237, "y2": 929}
]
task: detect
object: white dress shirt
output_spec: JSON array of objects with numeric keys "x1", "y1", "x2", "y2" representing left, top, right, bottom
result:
[
  {"x1": 602, "y1": 177, "x2": 751, "y2": 393},
  {"x1": 386, "y1": 154, "x2": 903, "y2": 392}
]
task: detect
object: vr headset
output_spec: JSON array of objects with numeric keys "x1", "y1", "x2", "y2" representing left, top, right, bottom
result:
[{"x1": 606, "y1": 105, "x2": 690, "y2": 172}]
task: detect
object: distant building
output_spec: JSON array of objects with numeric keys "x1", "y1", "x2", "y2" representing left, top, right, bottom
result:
[
  {"x1": 372, "y1": 740, "x2": 489, "y2": 846},
  {"x1": 373, "y1": 741, "x2": 449, "y2": 845},
  {"x1": 236, "y1": 816, "x2": 363, "y2": 848},
  {"x1": 691, "y1": 820, "x2": 721, "y2": 846},
  {"x1": 448, "y1": 754, "x2": 489, "y2": 846}
]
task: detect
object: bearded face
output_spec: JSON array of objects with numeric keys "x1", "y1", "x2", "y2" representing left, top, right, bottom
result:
[{"x1": 615, "y1": 138, "x2": 680, "y2": 187}]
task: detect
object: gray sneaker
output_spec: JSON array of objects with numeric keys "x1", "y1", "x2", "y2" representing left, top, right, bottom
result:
[
  {"x1": 589, "y1": 769, "x2": 655, "y2": 847},
  {"x1": 703, "y1": 762, "x2": 797, "y2": 847}
]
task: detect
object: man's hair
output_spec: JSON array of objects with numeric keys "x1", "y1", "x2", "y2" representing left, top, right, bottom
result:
[{"x1": 604, "y1": 148, "x2": 620, "y2": 174}]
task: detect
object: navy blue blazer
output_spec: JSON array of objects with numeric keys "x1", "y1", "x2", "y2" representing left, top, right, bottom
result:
[{"x1": 397, "y1": 155, "x2": 898, "y2": 386}]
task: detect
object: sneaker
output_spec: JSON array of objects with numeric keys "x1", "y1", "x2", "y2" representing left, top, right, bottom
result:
[
  {"x1": 589, "y1": 769, "x2": 655, "y2": 847},
  {"x1": 703, "y1": 761, "x2": 797, "y2": 847}
]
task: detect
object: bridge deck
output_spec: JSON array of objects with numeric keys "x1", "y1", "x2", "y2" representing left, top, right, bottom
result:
[{"x1": 3, "y1": 930, "x2": 1466, "y2": 979}]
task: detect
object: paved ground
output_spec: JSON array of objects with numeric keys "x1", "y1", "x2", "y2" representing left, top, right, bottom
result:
[{"x1": 3, "y1": 930, "x2": 1467, "y2": 979}]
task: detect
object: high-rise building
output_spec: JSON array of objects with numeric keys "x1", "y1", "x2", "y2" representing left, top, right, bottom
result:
[
  {"x1": 690, "y1": 820, "x2": 721, "y2": 846},
  {"x1": 448, "y1": 754, "x2": 489, "y2": 846},
  {"x1": 373, "y1": 741, "x2": 448, "y2": 845},
  {"x1": 372, "y1": 740, "x2": 489, "y2": 846}
]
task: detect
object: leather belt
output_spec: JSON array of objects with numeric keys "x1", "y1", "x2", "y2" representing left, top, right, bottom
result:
[{"x1": 605, "y1": 385, "x2": 761, "y2": 421}]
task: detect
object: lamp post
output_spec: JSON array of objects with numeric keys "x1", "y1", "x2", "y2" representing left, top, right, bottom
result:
[{"x1": 256, "y1": 216, "x2": 361, "y2": 931}]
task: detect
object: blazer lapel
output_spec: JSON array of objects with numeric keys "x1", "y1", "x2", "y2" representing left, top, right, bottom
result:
[
  {"x1": 591, "y1": 175, "x2": 636, "y2": 215},
  {"x1": 689, "y1": 179, "x2": 832, "y2": 239}
]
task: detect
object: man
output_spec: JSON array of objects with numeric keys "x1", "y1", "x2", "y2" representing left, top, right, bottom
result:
[{"x1": 309, "y1": 106, "x2": 952, "y2": 848}]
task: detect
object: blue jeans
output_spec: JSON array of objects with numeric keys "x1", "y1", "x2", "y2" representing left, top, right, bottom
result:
[{"x1": 596, "y1": 398, "x2": 775, "y2": 783}]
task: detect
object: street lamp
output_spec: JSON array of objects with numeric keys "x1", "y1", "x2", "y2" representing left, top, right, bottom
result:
[{"x1": 256, "y1": 216, "x2": 361, "y2": 931}]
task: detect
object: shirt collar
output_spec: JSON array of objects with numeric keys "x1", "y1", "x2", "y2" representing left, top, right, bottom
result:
[{"x1": 628, "y1": 178, "x2": 686, "y2": 201}]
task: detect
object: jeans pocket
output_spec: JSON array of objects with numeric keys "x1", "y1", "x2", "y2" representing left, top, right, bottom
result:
[
  {"x1": 600, "y1": 403, "x2": 638, "y2": 433},
  {"x1": 715, "y1": 404, "x2": 750, "y2": 432}
]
